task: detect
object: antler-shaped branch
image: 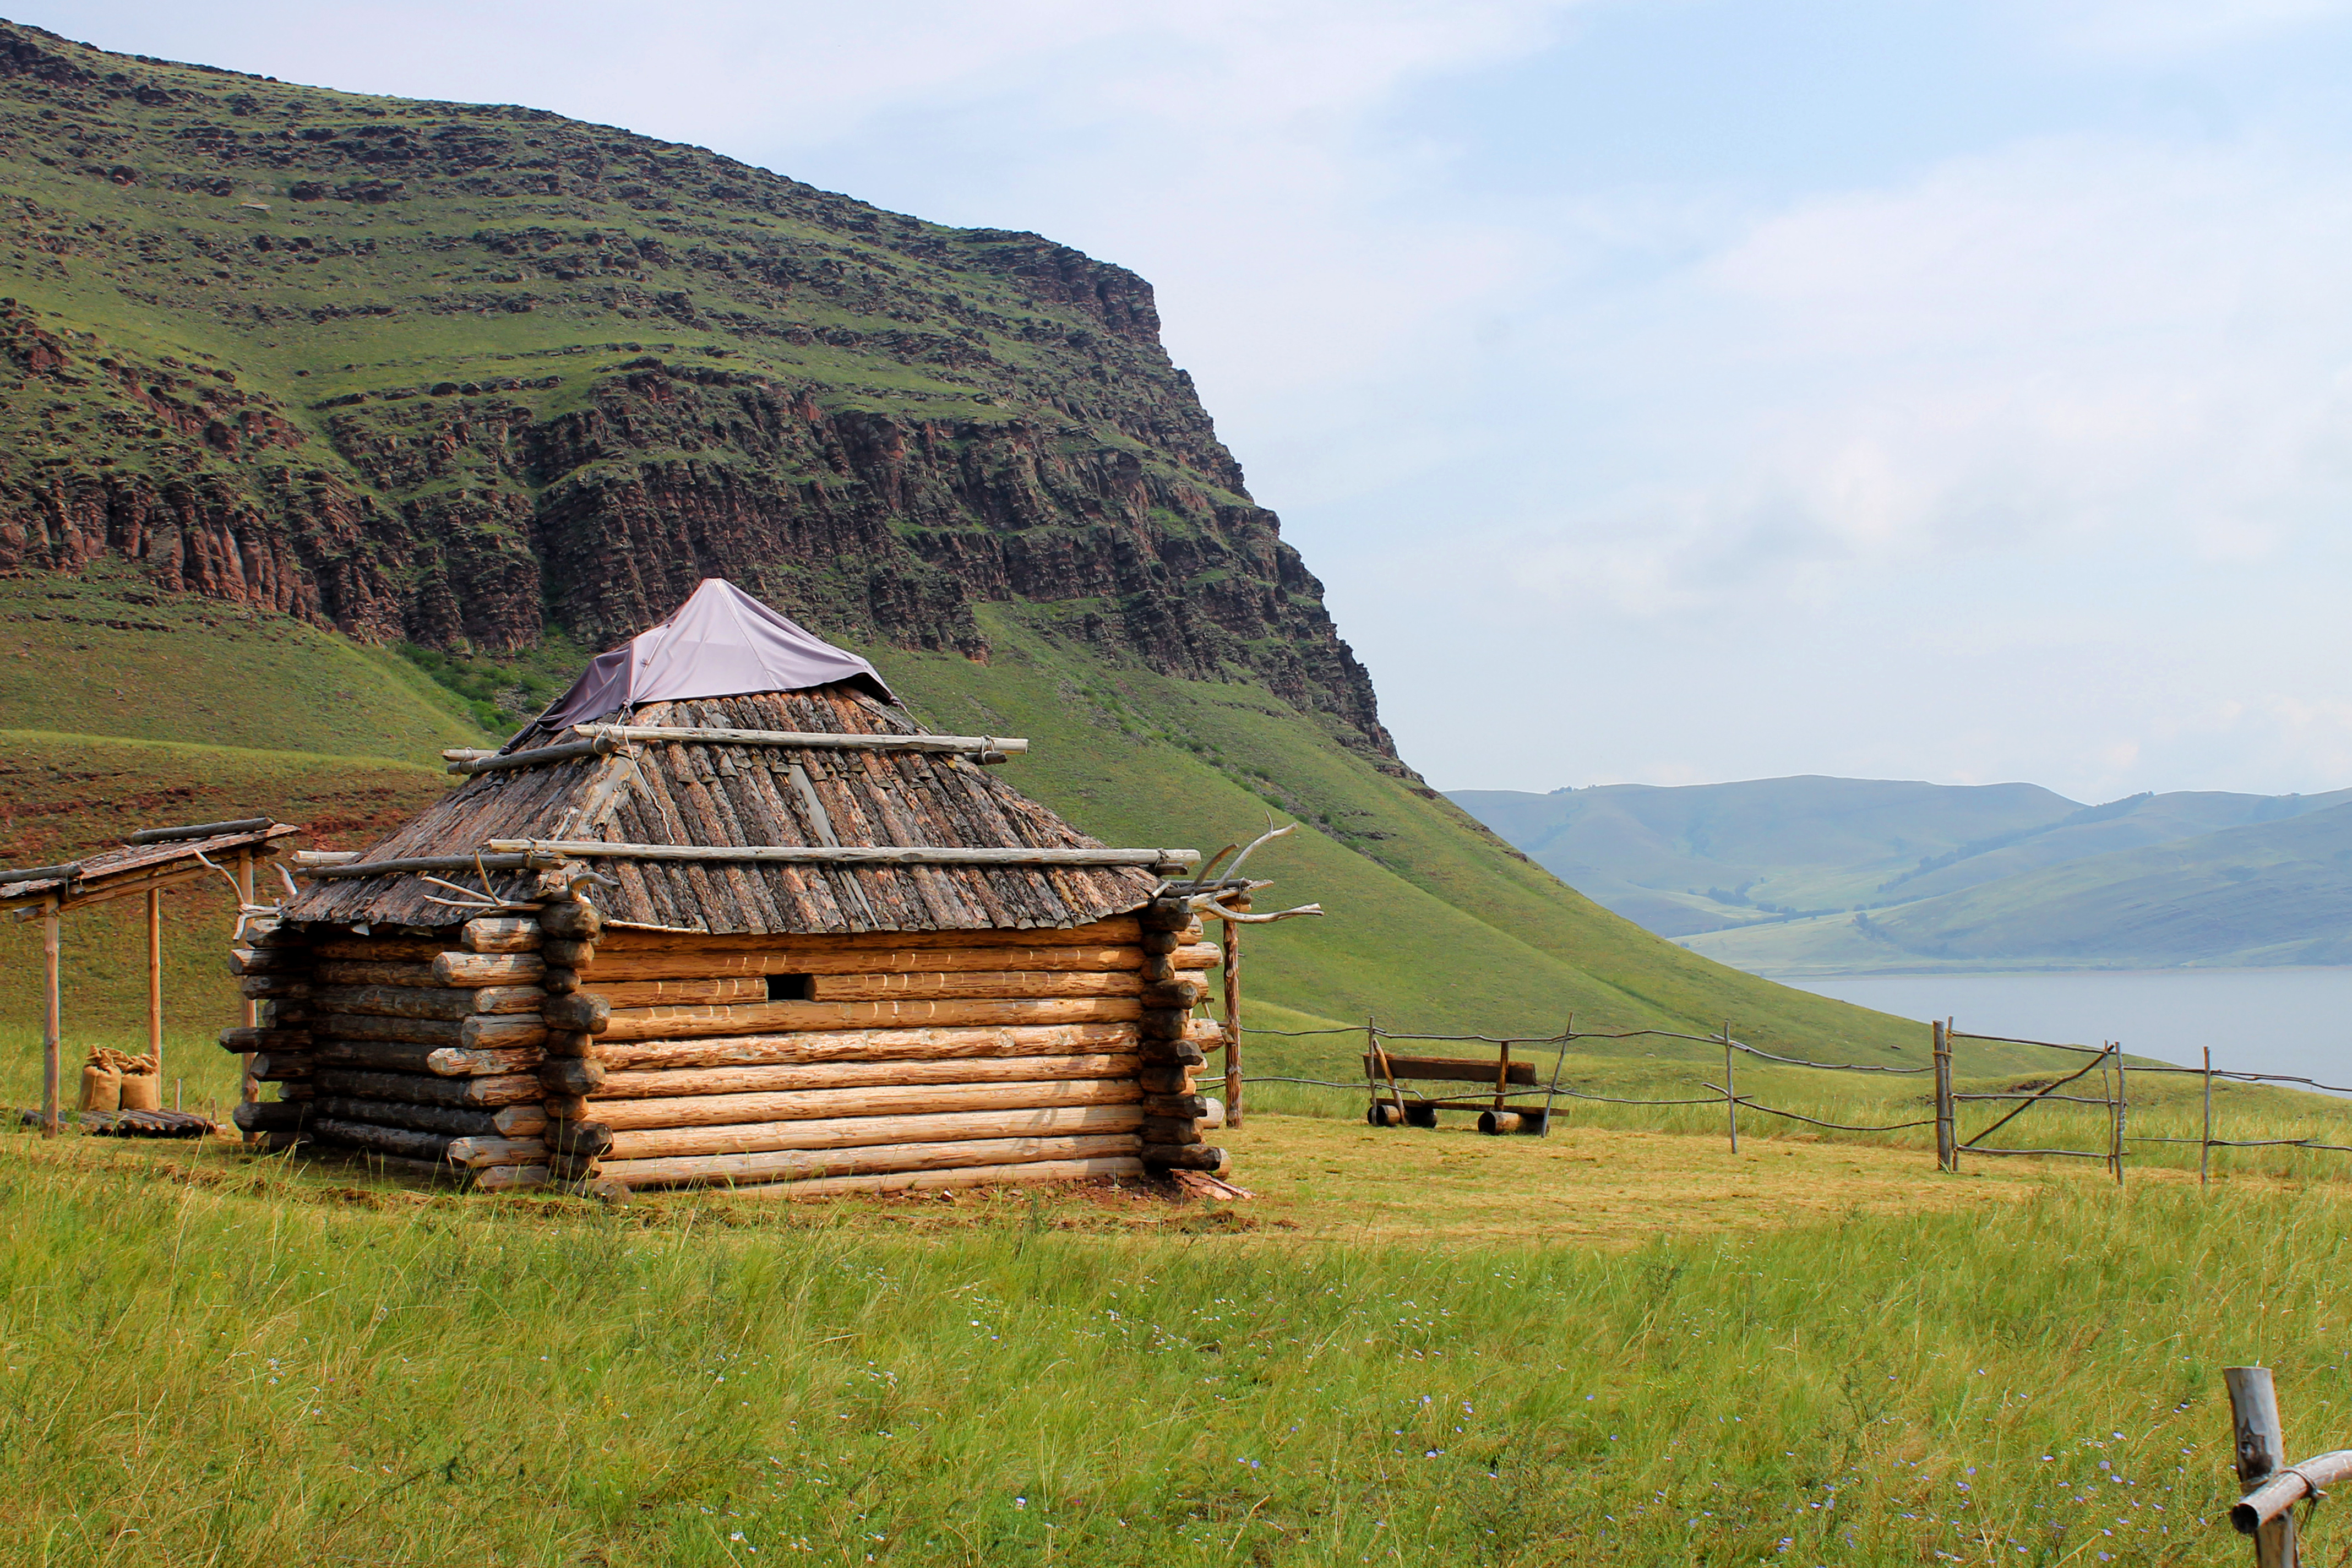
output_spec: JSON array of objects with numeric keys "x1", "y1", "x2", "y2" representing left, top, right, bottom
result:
[
  {"x1": 1200, "y1": 895, "x2": 1323, "y2": 924},
  {"x1": 1177, "y1": 843, "x2": 1240, "y2": 896},
  {"x1": 1182, "y1": 824, "x2": 1322, "y2": 921},
  {"x1": 1221, "y1": 822, "x2": 1295, "y2": 882},
  {"x1": 189, "y1": 847, "x2": 285, "y2": 941}
]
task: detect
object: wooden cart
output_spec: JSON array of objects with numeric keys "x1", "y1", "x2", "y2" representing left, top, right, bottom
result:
[{"x1": 1363, "y1": 1039, "x2": 1564, "y2": 1134}]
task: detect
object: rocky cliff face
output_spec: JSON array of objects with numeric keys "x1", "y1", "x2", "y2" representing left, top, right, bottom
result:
[{"x1": 0, "y1": 20, "x2": 1397, "y2": 761}]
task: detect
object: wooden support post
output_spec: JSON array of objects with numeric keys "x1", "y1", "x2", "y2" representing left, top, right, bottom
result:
[
  {"x1": 1222, "y1": 901, "x2": 1245, "y2": 1132},
  {"x1": 2113, "y1": 1042, "x2": 2127, "y2": 1187},
  {"x1": 2203, "y1": 1046, "x2": 2214, "y2": 1188},
  {"x1": 1372, "y1": 1015, "x2": 1406, "y2": 1125},
  {"x1": 2224, "y1": 1366, "x2": 2297, "y2": 1568},
  {"x1": 2105, "y1": 1043, "x2": 2125, "y2": 1186},
  {"x1": 235, "y1": 849, "x2": 258, "y2": 1107},
  {"x1": 145, "y1": 888, "x2": 163, "y2": 1074},
  {"x1": 1722, "y1": 1022, "x2": 1738, "y2": 1154},
  {"x1": 1932, "y1": 1019, "x2": 1956, "y2": 1173},
  {"x1": 40, "y1": 896, "x2": 59, "y2": 1137}
]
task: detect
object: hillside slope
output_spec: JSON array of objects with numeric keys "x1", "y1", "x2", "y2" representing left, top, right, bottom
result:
[
  {"x1": 0, "y1": 18, "x2": 1386, "y2": 758},
  {"x1": 0, "y1": 20, "x2": 1930, "y2": 1060}
]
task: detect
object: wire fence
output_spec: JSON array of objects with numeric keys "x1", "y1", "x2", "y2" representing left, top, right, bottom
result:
[{"x1": 1215, "y1": 1015, "x2": 2352, "y2": 1184}]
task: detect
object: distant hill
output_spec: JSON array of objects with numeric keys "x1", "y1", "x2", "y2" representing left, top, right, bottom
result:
[
  {"x1": 1685, "y1": 799, "x2": 2352, "y2": 973},
  {"x1": 1449, "y1": 777, "x2": 2079, "y2": 935},
  {"x1": 1453, "y1": 777, "x2": 2352, "y2": 972}
]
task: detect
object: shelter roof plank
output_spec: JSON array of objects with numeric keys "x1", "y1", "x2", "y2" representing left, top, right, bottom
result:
[{"x1": 290, "y1": 687, "x2": 1159, "y2": 934}]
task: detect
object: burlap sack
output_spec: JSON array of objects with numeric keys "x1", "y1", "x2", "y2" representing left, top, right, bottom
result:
[
  {"x1": 118, "y1": 1072, "x2": 161, "y2": 1111},
  {"x1": 78, "y1": 1064, "x2": 121, "y2": 1113}
]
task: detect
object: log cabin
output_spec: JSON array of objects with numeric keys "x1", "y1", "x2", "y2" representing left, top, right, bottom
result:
[{"x1": 230, "y1": 579, "x2": 1233, "y2": 1196}]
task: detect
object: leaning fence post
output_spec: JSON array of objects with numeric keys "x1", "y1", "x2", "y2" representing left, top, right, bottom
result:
[
  {"x1": 2203, "y1": 1046, "x2": 2214, "y2": 1188},
  {"x1": 1722, "y1": 1022, "x2": 1739, "y2": 1153},
  {"x1": 1932, "y1": 1019, "x2": 1956, "y2": 1173},
  {"x1": 2224, "y1": 1366, "x2": 2297, "y2": 1567}
]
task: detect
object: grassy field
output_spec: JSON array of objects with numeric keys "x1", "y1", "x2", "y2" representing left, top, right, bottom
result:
[
  {"x1": 0, "y1": 571, "x2": 493, "y2": 767},
  {"x1": 3, "y1": 1104, "x2": 2349, "y2": 1566}
]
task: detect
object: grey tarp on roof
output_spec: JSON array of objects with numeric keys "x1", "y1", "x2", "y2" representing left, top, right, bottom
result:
[{"x1": 526, "y1": 579, "x2": 895, "y2": 742}]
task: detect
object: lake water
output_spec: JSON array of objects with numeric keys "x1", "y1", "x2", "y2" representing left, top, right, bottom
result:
[{"x1": 1784, "y1": 968, "x2": 2352, "y2": 1088}]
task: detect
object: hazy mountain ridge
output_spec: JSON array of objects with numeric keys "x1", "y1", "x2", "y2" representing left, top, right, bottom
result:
[{"x1": 1453, "y1": 776, "x2": 2352, "y2": 971}]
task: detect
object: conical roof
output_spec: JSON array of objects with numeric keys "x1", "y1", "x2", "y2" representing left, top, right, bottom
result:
[
  {"x1": 527, "y1": 579, "x2": 894, "y2": 741},
  {"x1": 288, "y1": 587, "x2": 1178, "y2": 935}
]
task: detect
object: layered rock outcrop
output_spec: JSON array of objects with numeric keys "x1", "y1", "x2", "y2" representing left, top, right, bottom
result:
[{"x1": 0, "y1": 19, "x2": 1396, "y2": 759}]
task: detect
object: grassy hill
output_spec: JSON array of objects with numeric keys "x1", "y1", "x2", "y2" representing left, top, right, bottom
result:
[
  {"x1": 881, "y1": 608, "x2": 1932, "y2": 1058},
  {"x1": 1687, "y1": 797, "x2": 2352, "y2": 974},
  {"x1": 1460, "y1": 776, "x2": 2352, "y2": 973},
  {"x1": 0, "y1": 584, "x2": 1939, "y2": 1090},
  {"x1": 1450, "y1": 776, "x2": 2081, "y2": 935},
  {"x1": 0, "y1": 566, "x2": 492, "y2": 763},
  {"x1": 0, "y1": 725, "x2": 448, "y2": 1062}
]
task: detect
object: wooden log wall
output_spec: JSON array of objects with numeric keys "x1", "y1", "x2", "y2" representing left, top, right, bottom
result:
[
  {"x1": 553, "y1": 897, "x2": 1226, "y2": 1193},
  {"x1": 225, "y1": 911, "x2": 553, "y2": 1191},
  {"x1": 229, "y1": 897, "x2": 1230, "y2": 1196}
]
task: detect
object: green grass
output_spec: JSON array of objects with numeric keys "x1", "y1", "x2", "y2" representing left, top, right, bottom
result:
[
  {"x1": 2, "y1": 1120, "x2": 2347, "y2": 1566},
  {"x1": 0, "y1": 569, "x2": 492, "y2": 765}
]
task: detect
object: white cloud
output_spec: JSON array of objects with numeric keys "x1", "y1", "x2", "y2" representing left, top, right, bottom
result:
[
  {"x1": 2027, "y1": 0, "x2": 2352, "y2": 56},
  {"x1": 1434, "y1": 132, "x2": 2352, "y2": 620}
]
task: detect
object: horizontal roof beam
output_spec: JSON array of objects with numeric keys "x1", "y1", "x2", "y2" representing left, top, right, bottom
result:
[
  {"x1": 573, "y1": 724, "x2": 1030, "y2": 755},
  {"x1": 300, "y1": 850, "x2": 569, "y2": 881},
  {"x1": 484, "y1": 839, "x2": 1193, "y2": 869}
]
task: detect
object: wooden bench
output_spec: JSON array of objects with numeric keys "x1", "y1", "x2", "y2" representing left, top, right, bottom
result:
[{"x1": 1363, "y1": 1043, "x2": 1561, "y2": 1135}]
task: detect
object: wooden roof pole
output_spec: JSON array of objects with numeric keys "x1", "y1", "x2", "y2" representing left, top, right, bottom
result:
[
  {"x1": 236, "y1": 850, "x2": 259, "y2": 1108},
  {"x1": 572, "y1": 724, "x2": 1032, "y2": 753},
  {"x1": 145, "y1": 889, "x2": 162, "y2": 1076},
  {"x1": 1222, "y1": 895, "x2": 1246, "y2": 1133},
  {"x1": 40, "y1": 896, "x2": 59, "y2": 1137}
]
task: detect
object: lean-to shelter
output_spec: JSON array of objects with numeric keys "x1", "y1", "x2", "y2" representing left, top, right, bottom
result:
[{"x1": 235, "y1": 580, "x2": 1230, "y2": 1196}]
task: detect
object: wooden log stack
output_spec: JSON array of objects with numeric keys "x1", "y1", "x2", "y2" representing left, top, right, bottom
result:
[
  {"x1": 1132, "y1": 893, "x2": 1228, "y2": 1175},
  {"x1": 225, "y1": 913, "x2": 553, "y2": 1186}
]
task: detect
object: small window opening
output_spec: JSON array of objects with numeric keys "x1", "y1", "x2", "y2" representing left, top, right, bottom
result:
[{"x1": 766, "y1": 973, "x2": 814, "y2": 1002}]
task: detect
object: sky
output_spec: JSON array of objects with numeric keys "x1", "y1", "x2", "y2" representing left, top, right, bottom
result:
[{"x1": 24, "y1": 0, "x2": 2352, "y2": 804}]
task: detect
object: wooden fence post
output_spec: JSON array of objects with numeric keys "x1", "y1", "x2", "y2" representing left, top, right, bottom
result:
[
  {"x1": 145, "y1": 888, "x2": 163, "y2": 1076},
  {"x1": 2203, "y1": 1046, "x2": 2214, "y2": 1188},
  {"x1": 1932, "y1": 1019, "x2": 1956, "y2": 1173},
  {"x1": 40, "y1": 895, "x2": 60, "y2": 1137},
  {"x1": 1221, "y1": 909, "x2": 1243, "y2": 1131},
  {"x1": 2116, "y1": 1043, "x2": 2128, "y2": 1186},
  {"x1": 236, "y1": 848, "x2": 259, "y2": 1108},
  {"x1": 2224, "y1": 1366, "x2": 2297, "y2": 1567},
  {"x1": 1722, "y1": 1022, "x2": 1738, "y2": 1153}
]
